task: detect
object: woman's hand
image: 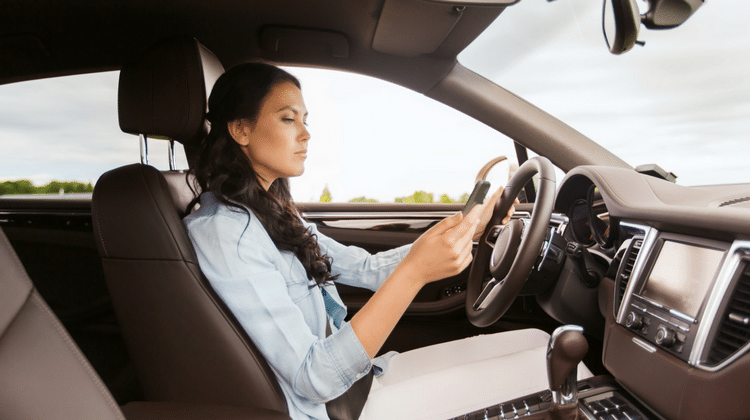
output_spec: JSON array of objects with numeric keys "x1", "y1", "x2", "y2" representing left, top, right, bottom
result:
[
  {"x1": 473, "y1": 186, "x2": 518, "y2": 241},
  {"x1": 399, "y1": 206, "x2": 483, "y2": 287},
  {"x1": 352, "y1": 206, "x2": 484, "y2": 357}
]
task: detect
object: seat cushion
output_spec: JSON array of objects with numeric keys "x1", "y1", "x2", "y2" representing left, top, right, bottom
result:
[{"x1": 360, "y1": 329, "x2": 593, "y2": 420}]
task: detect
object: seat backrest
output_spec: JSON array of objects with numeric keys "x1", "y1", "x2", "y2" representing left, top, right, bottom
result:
[
  {"x1": 92, "y1": 36, "x2": 287, "y2": 412},
  {"x1": 0, "y1": 228, "x2": 127, "y2": 420}
]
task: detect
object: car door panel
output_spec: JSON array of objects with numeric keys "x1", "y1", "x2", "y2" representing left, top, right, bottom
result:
[{"x1": 2, "y1": 196, "x2": 553, "y2": 356}]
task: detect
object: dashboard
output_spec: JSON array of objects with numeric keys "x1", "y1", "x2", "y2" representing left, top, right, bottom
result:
[{"x1": 550, "y1": 165, "x2": 750, "y2": 420}]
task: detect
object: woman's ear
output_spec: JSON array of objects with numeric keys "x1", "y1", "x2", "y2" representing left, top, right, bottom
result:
[{"x1": 227, "y1": 120, "x2": 251, "y2": 147}]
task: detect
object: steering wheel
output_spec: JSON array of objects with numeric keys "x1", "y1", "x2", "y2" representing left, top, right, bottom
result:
[{"x1": 466, "y1": 156, "x2": 556, "y2": 327}]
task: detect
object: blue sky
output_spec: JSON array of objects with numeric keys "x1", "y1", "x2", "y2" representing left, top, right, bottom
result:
[{"x1": 1, "y1": 0, "x2": 748, "y2": 201}]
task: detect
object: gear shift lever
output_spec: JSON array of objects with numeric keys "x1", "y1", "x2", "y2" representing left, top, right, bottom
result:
[{"x1": 546, "y1": 325, "x2": 588, "y2": 407}]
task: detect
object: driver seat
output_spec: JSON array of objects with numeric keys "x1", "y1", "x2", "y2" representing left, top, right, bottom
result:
[{"x1": 92, "y1": 36, "x2": 287, "y2": 413}]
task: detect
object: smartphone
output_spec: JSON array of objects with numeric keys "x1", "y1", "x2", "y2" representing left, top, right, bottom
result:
[{"x1": 461, "y1": 180, "x2": 491, "y2": 216}]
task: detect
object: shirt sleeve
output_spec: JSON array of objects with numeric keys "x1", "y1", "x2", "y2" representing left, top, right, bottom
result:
[
  {"x1": 303, "y1": 219, "x2": 412, "y2": 291},
  {"x1": 185, "y1": 209, "x2": 372, "y2": 403}
]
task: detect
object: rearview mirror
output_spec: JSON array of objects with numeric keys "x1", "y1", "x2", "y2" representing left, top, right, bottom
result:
[
  {"x1": 602, "y1": 0, "x2": 704, "y2": 54},
  {"x1": 642, "y1": 0, "x2": 703, "y2": 29},
  {"x1": 602, "y1": 0, "x2": 641, "y2": 55}
]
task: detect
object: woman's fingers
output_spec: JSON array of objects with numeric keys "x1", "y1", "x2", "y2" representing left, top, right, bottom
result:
[
  {"x1": 501, "y1": 198, "x2": 520, "y2": 225},
  {"x1": 401, "y1": 205, "x2": 483, "y2": 286},
  {"x1": 474, "y1": 185, "x2": 511, "y2": 241},
  {"x1": 430, "y1": 208, "x2": 464, "y2": 235},
  {"x1": 478, "y1": 186, "x2": 503, "y2": 225},
  {"x1": 447, "y1": 205, "x2": 482, "y2": 247},
  {"x1": 445, "y1": 207, "x2": 480, "y2": 271}
]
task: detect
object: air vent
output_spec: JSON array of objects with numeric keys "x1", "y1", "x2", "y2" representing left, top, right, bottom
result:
[
  {"x1": 706, "y1": 262, "x2": 750, "y2": 366},
  {"x1": 615, "y1": 238, "x2": 643, "y2": 313}
]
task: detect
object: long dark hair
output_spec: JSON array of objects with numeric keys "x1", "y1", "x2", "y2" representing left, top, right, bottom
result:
[{"x1": 189, "y1": 62, "x2": 337, "y2": 285}]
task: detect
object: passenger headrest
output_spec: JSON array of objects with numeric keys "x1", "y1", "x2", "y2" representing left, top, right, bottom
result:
[{"x1": 118, "y1": 36, "x2": 225, "y2": 147}]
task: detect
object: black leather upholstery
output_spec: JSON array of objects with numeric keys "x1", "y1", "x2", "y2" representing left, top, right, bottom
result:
[
  {"x1": 118, "y1": 35, "x2": 223, "y2": 148},
  {"x1": 94, "y1": 164, "x2": 196, "y2": 262},
  {"x1": 92, "y1": 36, "x2": 288, "y2": 413},
  {"x1": 93, "y1": 163, "x2": 287, "y2": 411},
  {"x1": 0, "y1": 228, "x2": 127, "y2": 420}
]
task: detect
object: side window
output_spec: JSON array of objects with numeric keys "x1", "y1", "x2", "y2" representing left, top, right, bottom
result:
[
  {"x1": 285, "y1": 67, "x2": 518, "y2": 203},
  {"x1": 0, "y1": 72, "x2": 187, "y2": 195},
  {"x1": 0, "y1": 69, "x2": 516, "y2": 201}
]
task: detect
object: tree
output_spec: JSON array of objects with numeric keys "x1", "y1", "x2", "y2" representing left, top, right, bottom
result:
[
  {"x1": 439, "y1": 194, "x2": 456, "y2": 204},
  {"x1": 395, "y1": 191, "x2": 433, "y2": 204},
  {"x1": 349, "y1": 196, "x2": 379, "y2": 203},
  {"x1": 0, "y1": 179, "x2": 94, "y2": 195},
  {"x1": 0, "y1": 180, "x2": 35, "y2": 195},
  {"x1": 313, "y1": 187, "x2": 470, "y2": 204},
  {"x1": 319, "y1": 186, "x2": 332, "y2": 203}
]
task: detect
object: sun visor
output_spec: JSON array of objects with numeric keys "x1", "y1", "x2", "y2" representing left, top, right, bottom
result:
[
  {"x1": 260, "y1": 26, "x2": 350, "y2": 60},
  {"x1": 373, "y1": 0, "x2": 515, "y2": 57}
]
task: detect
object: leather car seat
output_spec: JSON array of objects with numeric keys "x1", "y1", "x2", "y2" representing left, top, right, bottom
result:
[
  {"x1": 92, "y1": 36, "x2": 287, "y2": 413},
  {"x1": 0, "y1": 228, "x2": 291, "y2": 420},
  {"x1": 0, "y1": 227, "x2": 127, "y2": 420}
]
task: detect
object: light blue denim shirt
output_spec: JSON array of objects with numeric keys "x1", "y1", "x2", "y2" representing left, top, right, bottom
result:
[{"x1": 184, "y1": 192, "x2": 411, "y2": 420}]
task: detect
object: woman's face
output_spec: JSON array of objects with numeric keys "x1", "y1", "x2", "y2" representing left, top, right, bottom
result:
[{"x1": 229, "y1": 81, "x2": 310, "y2": 190}]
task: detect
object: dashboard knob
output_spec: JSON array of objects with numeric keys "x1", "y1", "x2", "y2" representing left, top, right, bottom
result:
[
  {"x1": 655, "y1": 326, "x2": 676, "y2": 347},
  {"x1": 625, "y1": 311, "x2": 642, "y2": 329}
]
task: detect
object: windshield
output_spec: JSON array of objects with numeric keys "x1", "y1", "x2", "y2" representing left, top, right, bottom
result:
[{"x1": 459, "y1": 0, "x2": 749, "y2": 186}]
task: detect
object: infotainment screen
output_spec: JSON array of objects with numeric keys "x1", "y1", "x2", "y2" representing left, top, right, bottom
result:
[{"x1": 640, "y1": 240, "x2": 725, "y2": 318}]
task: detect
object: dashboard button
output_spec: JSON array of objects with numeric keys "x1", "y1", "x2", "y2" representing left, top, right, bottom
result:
[
  {"x1": 655, "y1": 326, "x2": 676, "y2": 347},
  {"x1": 625, "y1": 311, "x2": 643, "y2": 329}
]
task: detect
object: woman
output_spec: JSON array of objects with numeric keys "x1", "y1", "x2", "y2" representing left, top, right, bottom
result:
[{"x1": 184, "y1": 63, "x2": 516, "y2": 420}]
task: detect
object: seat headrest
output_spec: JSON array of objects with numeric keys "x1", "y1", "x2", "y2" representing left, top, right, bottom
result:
[{"x1": 118, "y1": 36, "x2": 225, "y2": 147}]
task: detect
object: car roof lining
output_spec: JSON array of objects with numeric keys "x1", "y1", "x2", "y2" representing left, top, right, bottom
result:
[{"x1": 0, "y1": 0, "x2": 506, "y2": 93}]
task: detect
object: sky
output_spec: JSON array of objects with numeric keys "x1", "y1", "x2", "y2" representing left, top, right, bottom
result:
[
  {"x1": 1, "y1": 0, "x2": 748, "y2": 201},
  {"x1": 459, "y1": 0, "x2": 750, "y2": 187}
]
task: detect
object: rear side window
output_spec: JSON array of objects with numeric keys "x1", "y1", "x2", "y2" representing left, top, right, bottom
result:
[{"x1": 0, "y1": 71, "x2": 186, "y2": 195}]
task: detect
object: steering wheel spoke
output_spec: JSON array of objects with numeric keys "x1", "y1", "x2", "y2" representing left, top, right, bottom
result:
[
  {"x1": 484, "y1": 225, "x2": 504, "y2": 248},
  {"x1": 472, "y1": 278, "x2": 505, "y2": 311}
]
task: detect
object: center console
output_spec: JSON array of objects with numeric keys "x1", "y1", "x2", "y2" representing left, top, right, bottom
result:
[
  {"x1": 618, "y1": 231, "x2": 728, "y2": 363},
  {"x1": 603, "y1": 222, "x2": 750, "y2": 420},
  {"x1": 447, "y1": 376, "x2": 654, "y2": 420}
]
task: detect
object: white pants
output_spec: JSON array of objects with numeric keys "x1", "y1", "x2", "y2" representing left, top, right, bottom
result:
[{"x1": 359, "y1": 328, "x2": 593, "y2": 420}]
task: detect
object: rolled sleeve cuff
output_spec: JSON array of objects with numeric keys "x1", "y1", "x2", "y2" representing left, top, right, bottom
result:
[
  {"x1": 324, "y1": 321, "x2": 372, "y2": 387},
  {"x1": 396, "y1": 243, "x2": 412, "y2": 261}
]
